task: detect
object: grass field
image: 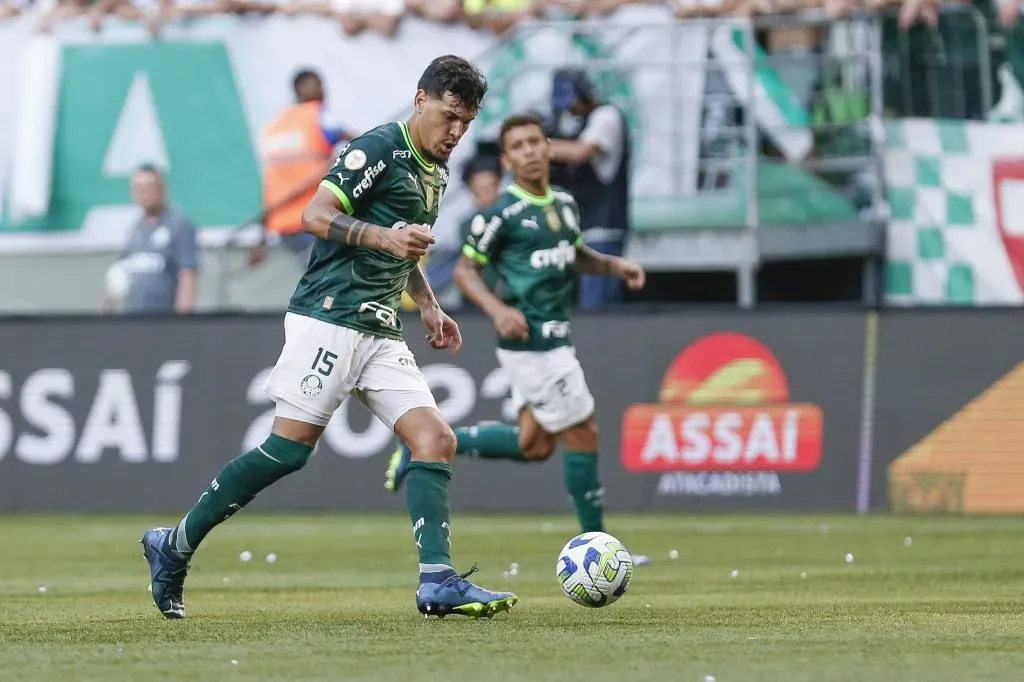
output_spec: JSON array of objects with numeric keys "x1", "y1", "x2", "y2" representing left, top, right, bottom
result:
[{"x1": 1, "y1": 513, "x2": 1022, "y2": 682}]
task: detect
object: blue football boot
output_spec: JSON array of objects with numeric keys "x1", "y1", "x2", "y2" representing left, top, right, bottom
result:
[
  {"x1": 384, "y1": 441, "x2": 413, "y2": 493},
  {"x1": 140, "y1": 527, "x2": 190, "y2": 619},
  {"x1": 416, "y1": 565, "x2": 518, "y2": 619}
]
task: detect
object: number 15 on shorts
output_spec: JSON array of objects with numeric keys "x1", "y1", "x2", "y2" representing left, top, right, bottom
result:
[{"x1": 311, "y1": 347, "x2": 338, "y2": 377}]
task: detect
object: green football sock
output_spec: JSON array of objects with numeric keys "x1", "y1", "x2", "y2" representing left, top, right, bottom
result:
[
  {"x1": 455, "y1": 423, "x2": 525, "y2": 460},
  {"x1": 168, "y1": 435, "x2": 313, "y2": 555},
  {"x1": 564, "y1": 451, "x2": 605, "y2": 533},
  {"x1": 405, "y1": 461, "x2": 453, "y2": 571}
]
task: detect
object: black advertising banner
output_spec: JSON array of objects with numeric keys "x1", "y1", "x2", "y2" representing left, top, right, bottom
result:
[
  {"x1": 0, "y1": 312, "x2": 867, "y2": 513},
  {"x1": 871, "y1": 310, "x2": 1024, "y2": 514}
]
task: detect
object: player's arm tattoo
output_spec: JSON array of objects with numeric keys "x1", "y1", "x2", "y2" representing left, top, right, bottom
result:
[
  {"x1": 326, "y1": 211, "x2": 388, "y2": 250},
  {"x1": 405, "y1": 265, "x2": 438, "y2": 310},
  {"x1": 303, "y1": 191, "x2": 393, "y2": 252},
  {"x1": 574, "y1": 245, "x2": 616, "y2": 275}
]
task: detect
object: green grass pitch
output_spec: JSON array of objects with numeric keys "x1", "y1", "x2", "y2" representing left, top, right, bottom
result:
[{"x1": 1, "y1": 513, "x2": 1022, "y2": 681}]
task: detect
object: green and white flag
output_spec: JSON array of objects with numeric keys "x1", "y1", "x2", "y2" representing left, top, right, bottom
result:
[{"x1": 884, "y1": 118, "x2": 1024, "y2": 306}]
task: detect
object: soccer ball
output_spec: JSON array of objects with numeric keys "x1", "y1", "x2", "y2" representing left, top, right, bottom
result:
[
  {"x1": 104, "y1": 260, "x2": 132, "y2": 302},
  {"x1": 555, "y1": 531, "x2": 633, "y2": 608}
]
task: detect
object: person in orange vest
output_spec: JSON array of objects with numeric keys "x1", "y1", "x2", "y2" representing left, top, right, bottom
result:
[{"x1": 250, "y1": 69, "x2": 354, "y2": 266}]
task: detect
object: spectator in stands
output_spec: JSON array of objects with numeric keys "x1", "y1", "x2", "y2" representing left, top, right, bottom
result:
[
  {"x1": 251, "y1": 68, "x2": 354, "y2": 267},
  {"x1": 547, "y1": 68, "x2": 631, "y2": 309},
  {"x1": 893, "y1": 0, "x2": 938, "y2": 28},
  {"x1": 158, "y1": 0, "x2": 224, "y2": 22},
  {"x1": 0, "y1": 0, "x2": 28, "y2": 19},
  {"x1": 83, "y1": 0, "x2": 154, "y2": 32},
  {"x1": 161, "y1": 0, "x2": 278, "y2": 22},
  {"x1": 463, "y1": 0, "x2": 541, "y2": 35},
  {"x1": 102, "y1": 165, "x2": 198, "y2": 315},
  {"x1": 36, "y1": 0, "x2": 87, "y2": 31},
  {"x1": 331, "y1": 0, "x2": 403, "y2": 36},
  {"x1": 404, "y1": 0, "x2": 462, "y2": 23}
]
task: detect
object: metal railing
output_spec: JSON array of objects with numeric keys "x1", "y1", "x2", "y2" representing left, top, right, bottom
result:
[
  {"x1": 882, "y1": 3, "x2": 993, "y2": 120},
  {"x1": 212, "y1": 5, "x2": 997, "y2": 310}
]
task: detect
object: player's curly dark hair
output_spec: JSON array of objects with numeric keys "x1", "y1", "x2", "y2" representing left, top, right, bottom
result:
[
  {"x1": 498, "y1": 113, "x2": 546, "y2": 152},
  {"x1": 418, "y1": 55, "x2": 488, "y2": 111}
]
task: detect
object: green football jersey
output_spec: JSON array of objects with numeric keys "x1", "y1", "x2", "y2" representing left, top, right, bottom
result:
[
  {"x1": 462, "y1": 184, "x2": 583, "y2": 351},
  {"x1": 287, "y1": 121, "x2": 449, "y2": 340}
]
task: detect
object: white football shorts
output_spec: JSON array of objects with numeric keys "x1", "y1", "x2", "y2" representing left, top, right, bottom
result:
[
  {"x1": 264, "y1": 312, "x2": 437, "y2": 429},
  {"x1": 496, "y1": 345, "x2": 596, "y2": 433}
]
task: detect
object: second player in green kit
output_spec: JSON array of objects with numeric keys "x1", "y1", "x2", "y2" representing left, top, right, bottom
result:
[{"x1": 386, "y1": 113, "x2": 647, "y2": 545}]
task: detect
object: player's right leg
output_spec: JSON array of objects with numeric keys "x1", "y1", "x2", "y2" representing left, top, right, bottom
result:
[
  {"x1": 359, "y1": 339, "x2": 517, "y2": 618},
  {"x1": 385, "y1": 350, "x2": 558, "y2": 492},
  {"x1": 141, "y1": 313, "x2": 356, "y2": 619}
]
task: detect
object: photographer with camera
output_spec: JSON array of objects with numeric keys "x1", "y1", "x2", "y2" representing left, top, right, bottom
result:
[{"x1": 546, "y1": 68, "x2": 631, "y2": 310}]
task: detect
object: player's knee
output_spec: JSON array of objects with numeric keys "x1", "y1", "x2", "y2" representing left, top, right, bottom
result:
[
  {"x1": 261, "y1": 434, "x2": 314, "y2": 472},
  {"x1": 562, "y1": 419, "x2": 598, "y2": 452},
  {"x1": 410, "y1": 423, "x2": 457, "y2": 462},
  {"x1": 522, "y1": 435, "x2": 556, "y2": 461}
]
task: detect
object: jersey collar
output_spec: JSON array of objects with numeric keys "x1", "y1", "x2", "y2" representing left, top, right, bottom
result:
[
  {"x1": 508, "y1": 183, "x2": 554, "y2": 207},
  {"x1": 398, "y1": 121, "x2": 436, "y2": 173}
]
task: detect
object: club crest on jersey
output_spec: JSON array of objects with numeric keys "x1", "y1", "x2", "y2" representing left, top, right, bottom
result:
[
  {"x1": 419, "y1": 172, "x2": 437, "y2": 212},
  {"x1": 545, "y1": 207, "x2": 562, "y2": 232},
  {"x1": 300, "y1": 374, "x2": 323, "y2": 397}
]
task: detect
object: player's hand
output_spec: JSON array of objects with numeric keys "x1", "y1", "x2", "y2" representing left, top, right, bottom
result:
[
  {"x1": 492, "y1": 305, "x2": 530, "y2": 341},
  {"x1": 422, "y1": 305, "x2": 463, "y2": 354},
  {"x1": 384, "y1": 224, "x2": 434, "y2": 261},
  {"x1": 613, "y1": 258, "x2": 646, "y2": 291}
]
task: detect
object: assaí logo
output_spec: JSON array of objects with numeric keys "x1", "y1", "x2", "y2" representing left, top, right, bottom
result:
[
  {"x1": 0, "y1": 362, "x2": 191, "y2": 464},
  {"x1": 620, "y1": 332, "x2": 823, "y2": 496}
]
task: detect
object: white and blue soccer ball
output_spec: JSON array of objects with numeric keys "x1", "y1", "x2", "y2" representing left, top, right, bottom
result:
[
  {"x1": 556, "y1": 531, "x2": 633, "y2": 608},
  {"x1": 104, "y1": 259, "x2": 132, "y2": 302}
]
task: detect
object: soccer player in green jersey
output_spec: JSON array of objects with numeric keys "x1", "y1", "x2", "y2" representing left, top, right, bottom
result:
[
  {"x1": 385, "y1": 112, "x2": 645, "y2": 540},
  {"x1": 141, "y1": 55, "x2": 517, "y2": 621}
]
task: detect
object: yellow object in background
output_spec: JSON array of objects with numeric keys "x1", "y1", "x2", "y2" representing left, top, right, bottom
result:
[
  {"x1": 401, "y1": 254, "x2": 430, "y2": 311},
  {"x1": 889, "y1": 361, "x2": 1024, "y2": 514}
]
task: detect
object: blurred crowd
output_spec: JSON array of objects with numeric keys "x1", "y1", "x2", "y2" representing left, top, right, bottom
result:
[{"x1": 0, "y1": 0, "x2": 1003, "y2": 37}]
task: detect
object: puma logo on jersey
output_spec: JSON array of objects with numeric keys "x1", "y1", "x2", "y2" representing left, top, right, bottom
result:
[
  {"x1": 530, "y1": 240, "x2": 576, "y2": 270},
  {"x1": 522, "y1": 218, "x2": 539, "y2": 230},
  {"x1": 352, "y1": 160, "x2": 387, "y2": 199}
]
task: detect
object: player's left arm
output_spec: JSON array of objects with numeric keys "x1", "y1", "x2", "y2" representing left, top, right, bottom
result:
[
  {"x1": 569, "y1": 200, "x2": 645, "y2": 290},
  {"x1": 174, "y1": 217, "x2": 199, "y2": 314},
  {"x1": 549, "y1": 105, "x2": 623, "y2": 164},
  {"x1": 574, "y1": 244, "x2": 645, "y2": 290},
  {"x1": 405, "y1": 264, "x2": 439, "y2": 311},
  {"x1": 407, "y1": 265, "x2": 462, "y2": 353}
]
